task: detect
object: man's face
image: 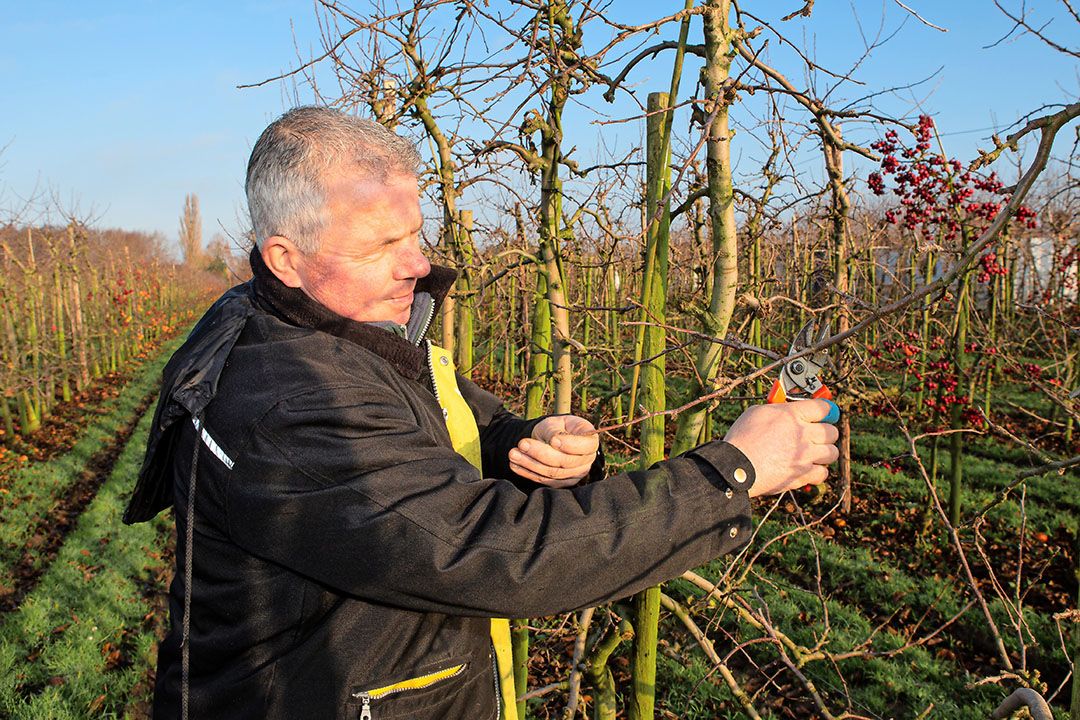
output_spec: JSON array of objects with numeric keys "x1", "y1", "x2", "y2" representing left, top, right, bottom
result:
[{"x1": 292, "y1": 169, "x2": 430, "y2": 325}]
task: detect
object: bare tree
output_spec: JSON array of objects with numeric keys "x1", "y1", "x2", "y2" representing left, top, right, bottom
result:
[{"x1": 179, "y1": 193, "x2": 203, "y2": 267}]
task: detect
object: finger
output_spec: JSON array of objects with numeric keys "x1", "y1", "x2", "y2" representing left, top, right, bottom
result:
[
  {"x1": 517, "y1": 438, "x2": 591, "y2": 468},
  {"x1": 530, "y1": 417, "x2": 565, "y2": 443},
  {"x1": 561, "y1": 416, "x2": 596, "y2": 435},
  {"x1": 793, "y1": 398, "x2": 837, "y2": 423},
  {"x1": 509, "y1": 463, "x2": 582, "y2": 488},
  {"x1": 797, "y1": 464, "x2": 830, "y2": 487},
  {"x1": 814, "y1": 423, "x2": 840, "y2": 445},
  {"x1": 509, "y1": 448, "x2": 593, "y2": 479},
  {"x1": 549, "y1": 431, "x2": 599, "y2": 455},
  {"x1": 809, "y1": 443, "x2": 840, "y2": 465}
]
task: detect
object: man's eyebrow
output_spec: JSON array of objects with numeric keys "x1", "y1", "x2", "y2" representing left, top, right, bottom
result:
[{"x1": 383, "y1": 223, "x2": 423, "y2": 243}]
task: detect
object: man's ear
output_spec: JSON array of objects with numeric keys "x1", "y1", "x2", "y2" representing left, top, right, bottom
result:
[{"x1": 261, "y1": 236, "x2": 305, "y2": 288}]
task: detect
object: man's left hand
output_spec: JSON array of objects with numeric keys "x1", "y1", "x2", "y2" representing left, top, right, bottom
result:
[{"x1": 508, "y1": 415, "x2": 599, "y2": 488}]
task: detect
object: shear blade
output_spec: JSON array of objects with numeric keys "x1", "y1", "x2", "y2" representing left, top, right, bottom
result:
[
  {"x1": 781, "y1": 319, "x2": 830, "y2": 397},
  {"x1": 790, "y1": 318, "x2": 829, "y2": 355}
]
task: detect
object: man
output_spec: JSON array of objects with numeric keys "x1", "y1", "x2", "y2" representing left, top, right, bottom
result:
[{"x1": 124, "y1": 106, "x2": 839, "y2": 720}]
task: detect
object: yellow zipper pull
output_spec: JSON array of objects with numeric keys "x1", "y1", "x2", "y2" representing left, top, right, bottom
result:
[{"x1": 358, "y1": 692, "x2": 372, "y2": 720}]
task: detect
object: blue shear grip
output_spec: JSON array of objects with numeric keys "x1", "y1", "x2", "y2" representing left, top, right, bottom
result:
[{"x1": 820, "y1": 399, "x2": 841, "y2": 424}]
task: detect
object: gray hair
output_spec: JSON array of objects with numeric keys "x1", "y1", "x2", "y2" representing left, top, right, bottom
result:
[{"x1": 245, "y1": 106, "x2": 422, "y2": 254}]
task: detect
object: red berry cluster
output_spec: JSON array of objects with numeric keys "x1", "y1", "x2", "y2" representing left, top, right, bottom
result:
[
  {"x1": 879, "y1": 334, "x2": 926, "y2": 371},
  {"x1": 112, "y1": 287, "x2": 136, "y2": 305},
  {"x1": 1003, "y1": 361, "x2": 1047, "y2": 393},
  {"x1": 1014, "y1": 204, "x2": 1038, "y2": 228},
  {"x1": 866, "y1": 116, "x2": 1038, "y2": 238},
  {"x1": 881, "y1": 337, "x2": 920, "y2": 357},
  {"x1": 865, "y1": 335, "x2": 990, "y2": 429},
  {"x1": 961, "y1": 407, "x2": 986, "y2": 429},
  {"x1": 920, "y1": 361, "x2": 965, "y2": 414},
  {"x1": 977, "y1": 251, "x2": 1008, "y2": 284},
  {"x1": 964, "y1": 341, "x2": 999, "y2": 355},
  {"x1": 867, "y1": 400, "x2": 891, "y2": 418}
]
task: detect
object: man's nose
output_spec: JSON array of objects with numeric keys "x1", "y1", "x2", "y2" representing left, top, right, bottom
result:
[{"x1": 398, "y1": 244, "x2": 431, "y2": 280}]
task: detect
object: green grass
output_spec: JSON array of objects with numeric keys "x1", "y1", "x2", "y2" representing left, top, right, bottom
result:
[
  {"x1": 0, "y1": 406, "x2": 171, "y2": 719},
  {"x1": 0, "y1": 336, "x2": 181, "y2": 591}
]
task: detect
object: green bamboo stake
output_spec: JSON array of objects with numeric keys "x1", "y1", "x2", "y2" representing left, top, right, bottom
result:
[
  {"x1": 915, "y1": 250, "x2": 935, "y2": 414},
  {"x1": 579, "y1": 265, "x2": 593, "y2": 414},
  {"x1": 25, "y1": 232, "x2": 44, "y2": 428},
  {"x1": 1065, "y1": 348, "x2": 1079, "y2": 446},
  {"x1": 526, "y1": 268, "x2": 552, "y2": 418},
  {"x1": 456, "y1": 210, "x2": 475, "y2": 377},
  {"x1": 1071, "y1": 531, "x2": 1079, "y2": 720},
  {"x1": 628, "y1": 3, "x2": 698, "y2": 713},
  {"x1": 487, "y1": 267, "x2": 498, "y2": 382},
  {"x1": 67, "y1": 227, "x2": 90, "y2": 391},
  {"x1": 503, "y1": 270, "x2": 517, "y2": 385},
  {"x1": 511, "y1": 618, "x2": 529, "y2": 720},
  {"x1": 867, "y1": 247, "x2": 878, "y2": 347},
  {"x1": 606, "y1": 263, "x2": 624, "y2": 426},
  {"x1": 948, "y1": 266, "x2": 971, "y2": 527},
  {"x1": 54, "y1": 256, "x2": 71, "y2": 403},
  {"x1": 629, "y1": 90, "x2": 674, "y2": 720},
  {"x1": 984, "y1": 239, "x2": 1002, "y2": 417}
]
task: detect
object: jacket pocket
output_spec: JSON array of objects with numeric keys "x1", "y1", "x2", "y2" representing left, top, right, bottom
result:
[{"x1": 352, "y1": 662, "x2": 467, "y2": 720}]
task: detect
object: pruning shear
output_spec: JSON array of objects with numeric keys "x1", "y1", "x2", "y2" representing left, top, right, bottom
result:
[{"x1": 767, "y1": 319, "x2": 841, "y2": 423}]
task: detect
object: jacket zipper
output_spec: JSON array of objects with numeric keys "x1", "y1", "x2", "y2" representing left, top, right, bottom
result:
[
  {"x1": 426, "y1": 342, "x2": 448, "y2": 420},
  {"x1": 490, "y1": 644, "x2": 502, "y2": 720},
  {"x1": 353, "y1": 663, "x2": 467, "y2": 720},
  {"x1": 410, "y1": 297, "x2": 436, "y2": 347}
]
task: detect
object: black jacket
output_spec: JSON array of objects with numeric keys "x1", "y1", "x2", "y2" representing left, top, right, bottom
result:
[{"x1": 124, "y1": 253, "x2": 757, "y2": 720}]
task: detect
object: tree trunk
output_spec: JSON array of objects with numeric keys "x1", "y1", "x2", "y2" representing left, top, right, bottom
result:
[
  {"x1": 670, "y1": 0, "x2": 738, "y2": 457},
  {"x1": 824, "y1": 137, "x2": 852, "y2": 512}
]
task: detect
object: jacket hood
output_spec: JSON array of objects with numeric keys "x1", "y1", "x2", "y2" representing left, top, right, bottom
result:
[{"x1": 122, "y1": 284, "x2": 256, "y2": 523}]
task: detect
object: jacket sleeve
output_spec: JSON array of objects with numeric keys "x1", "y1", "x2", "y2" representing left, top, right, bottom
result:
[{"x1": 225, "y1": 382, "x2": 756, "y2": 618}]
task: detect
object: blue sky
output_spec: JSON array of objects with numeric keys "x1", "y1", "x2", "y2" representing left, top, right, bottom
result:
[{"x1": 1, "y1": 1, "x2": 1077, "y2": 257}]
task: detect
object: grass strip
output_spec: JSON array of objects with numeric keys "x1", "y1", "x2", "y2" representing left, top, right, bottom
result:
[
  {"x1": 0, "y1": 336, "x2": 182, "y2": 596},
  {"x1": 0, "y1": 406, "x2": 172, "y2": 719}
]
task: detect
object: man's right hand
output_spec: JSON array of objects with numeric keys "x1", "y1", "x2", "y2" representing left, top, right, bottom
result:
[{"x1": 723, "y1": 400, "x2": 840, "y2": 498}]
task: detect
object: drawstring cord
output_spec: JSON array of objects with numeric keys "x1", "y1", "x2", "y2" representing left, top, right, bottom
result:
[{"x1": 181, "y1": 411, "x2": 201, "y2": 720}]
